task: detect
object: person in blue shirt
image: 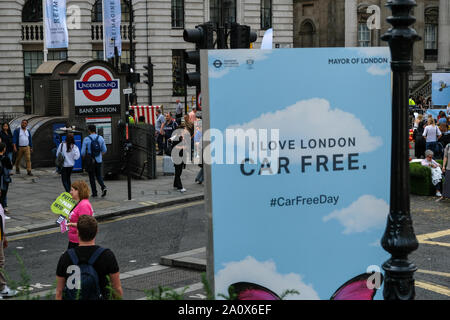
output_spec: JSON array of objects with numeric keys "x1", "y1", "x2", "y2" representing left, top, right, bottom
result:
[
  {"x1": 12, "y1": 119, "x2": 33, "y2": 176},
  {"x1": 81, "y1": 125, "x2": 107, "y2": 197}
]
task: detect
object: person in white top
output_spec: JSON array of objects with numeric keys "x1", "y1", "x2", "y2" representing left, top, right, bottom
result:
[
  {"x1": 422, "y1": 118, "x2": 442, "y2": 155},
  {"x1": 56, "y1": 133, "x2": 80, "y2": 193}
]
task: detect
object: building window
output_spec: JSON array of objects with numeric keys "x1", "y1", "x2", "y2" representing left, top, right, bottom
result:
[
  {"x1": 358, "y1": 23, "x2": 371, "y2": 47},
  {"x1": 92, "y1": 0, "x2": 130, "y2": 23},
  {"x1": 424, "y1": 7, "x2": 438, "y2": 61},
  {"x1": 210, "y1": 0, "x2": 236, "y2": 26},
  {"x1": 23, "y1": 50, "x2": 67, "y2": 102},
  {"x1": 357, "y1": 6, "x2": 372, "y2": 47},
  {"x1": 22, "y1": 0, "x2": 42, "y2": 22},
  {"x1": 261, "y1": 0, "x2": 272, "y2": 30},
  {"x1": 172, "y1": 50, "x2": 185, "y2": 97},
  {"x1": 172, "y1": 0, "x2": 184, "y2": 28}
]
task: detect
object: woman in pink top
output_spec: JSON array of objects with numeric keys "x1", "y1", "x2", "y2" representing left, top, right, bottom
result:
[{"x1": 67, "y1": 180, "x2": 93, "y2": 249}]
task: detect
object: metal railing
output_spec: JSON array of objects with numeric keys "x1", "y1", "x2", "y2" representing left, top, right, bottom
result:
[
  {"x1": 21, "y1": 22, "x2": 44, "y2": 42},
  {"x1": 20, "y1": 22, "x2": 135, "y2": 42},
  {"x1": 91, "y1": 22, "x2": 135, "y2": 41},
  {"x1": 411, "y1": 77, "x2": 432, "y2": 101}
]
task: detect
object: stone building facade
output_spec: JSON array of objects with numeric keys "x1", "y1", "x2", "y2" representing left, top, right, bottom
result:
[
  {"x1": 294, "y1": 0, "x2": 450, "y2": 98},
  {"x1": 0, "y1": 0, "x2": 293, "y2": 114}
]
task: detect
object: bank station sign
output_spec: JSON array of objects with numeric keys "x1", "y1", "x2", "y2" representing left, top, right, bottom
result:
[{"x1": 74, "y1": 66, "x2": 121, "y2": 115}]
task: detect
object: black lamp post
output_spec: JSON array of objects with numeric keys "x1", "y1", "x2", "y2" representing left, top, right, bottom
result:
[{"x1": 381, "y1": 0, "x2": 421, "y2": 300}]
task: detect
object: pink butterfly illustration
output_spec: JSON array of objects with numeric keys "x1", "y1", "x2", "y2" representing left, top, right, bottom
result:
[{"x1": 229, "y1": 272, "x2": 383, "y2": 300}]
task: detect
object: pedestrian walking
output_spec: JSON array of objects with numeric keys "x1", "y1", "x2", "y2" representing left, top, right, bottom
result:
[
  {"x1": 56, "y1": 215, "x2": 122, "y2": 300},
  {"x1": 422, "y1": 118, "x2": 441, "y2": 156},
  {"x1": 12, "y1": 119, "x2": 33, "y2": 176},
  {"x1": 161, "y1": 112, "x2": 178, "y2": 155},
  {"x1": 189, "y1": 107, "x2": 197, "y2": 123},
  {"x1": 441, "y1": 143, "x2": 450, "y2": 200},
  {"x1": 67, "y1": 180, "x2": 94, "y2": 249},
  {"x1": 81, "y1": 125, "x2": 107, "y2": 198},
  {"x1": 155, "y1": 109, "x2": 165, "y2": 155},
  {"x1": 0, "y1": 123, "x2": 13, "y2": 168},
  {"x1": 56, "y1": 133, "x2": 80, "y2": 193},
  {"x1": 0, "y1": 205, "x2": 18, "y2": 299},
  {"x1": 413, "y1": 114, "x2": 426, "y2": 159},
  {"x1": 0, "y1": 143, "x2": 12, "y2": 216},
  {"x1": 170, "y1": 125, "x2": 189, "y2": 193}
]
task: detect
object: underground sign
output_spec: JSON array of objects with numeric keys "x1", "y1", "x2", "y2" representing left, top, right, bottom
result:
[{"x1": 74, "y1": 66, "x2": 121, "y2": 107}]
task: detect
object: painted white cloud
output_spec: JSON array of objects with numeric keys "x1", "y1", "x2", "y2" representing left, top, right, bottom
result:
[
  {"x1": 353, "y1": 47, "x2": 391, "y2": 76},
  {"x1": 215, "y1": 256, "x2": 320, "y2": 300},
  {"x1": 223, "y1": 98, "x2": 383, "y2": 164},
  {"x1": 367, "y1": 64, "x2": 390, "y2": 76},
  {"x1": 209, "y1": 50, "x2": 272, "y2": 79},
  {"x1": 323, "y1": 195, "x2": 389, "y2": 234}
]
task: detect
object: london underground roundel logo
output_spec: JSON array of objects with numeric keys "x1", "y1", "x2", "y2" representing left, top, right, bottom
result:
[{"x1": 76, "y1": 67, "x2": 118, "y2": 103}]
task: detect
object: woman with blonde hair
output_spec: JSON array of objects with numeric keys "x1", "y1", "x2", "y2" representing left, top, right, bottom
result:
[
  {"x1": 422, "y1": 117, "x2": 441, "y2": 156},
  {"x1": 67, "y1": 180, "x2": 93, "y2": 249}
]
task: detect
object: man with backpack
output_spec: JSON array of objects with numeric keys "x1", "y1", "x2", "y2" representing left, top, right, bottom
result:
[
  {"x1": 81, "y1": 125, "x2": 107, "y2": 198},
  {"x1": 56, "y1": 215, "x2": 122, "y2": 300}
]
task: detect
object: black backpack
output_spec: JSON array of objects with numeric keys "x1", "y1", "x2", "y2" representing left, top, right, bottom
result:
[
  {"x1": 63, "y1": 247, "x2": 106, "y2": 300},
  {"x1": 88, "y1": 135, "x2": 102, "y2": 157}
]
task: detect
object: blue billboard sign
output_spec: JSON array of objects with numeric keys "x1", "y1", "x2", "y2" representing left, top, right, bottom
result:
[{"x1": 204, "y1": 47, "x2": 392, "y2": 300}]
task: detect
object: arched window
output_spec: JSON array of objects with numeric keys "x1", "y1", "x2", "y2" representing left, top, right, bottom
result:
[
  {"x1": 22, "y1": 0, "x2": 42, "y2": 22},
  {"x1": 424, "y1": 7, "x2": 438, "y2": 61},
  {"x1": 299, "y1": 21, "x2": 315, "y2": 48},
  {"x1": 357, "y1": 6, "x2": 371, "y2": 47},
  {"x1": 210, "y1": 0, "x2": 236, "y2": 26},
  {"x1": 92, "y1": 0, "x2": 130, "y2": 22}
]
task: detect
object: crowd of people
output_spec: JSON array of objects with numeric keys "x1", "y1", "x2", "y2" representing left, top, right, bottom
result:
[
  {"x1": 411, "y1": 97, "x2": 450, "y2": 200},
  {"x1": 0, "y1": 103, "x2": 203, "y2": 300},
  {"x1": 154, "y1": 104, "x2": 202, "y2": 193}
]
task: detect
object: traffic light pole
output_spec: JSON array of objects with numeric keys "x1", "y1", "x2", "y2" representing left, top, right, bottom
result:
[{"x1": 124, "y1": 92, "x2": 132, "y2": 201}]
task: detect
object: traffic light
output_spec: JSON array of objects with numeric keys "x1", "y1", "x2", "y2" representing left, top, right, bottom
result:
[
  {"x1": 143, "y1": 56, "x2": 153, "y2": 105},
  {"x1": 183, "y1": 22, "x2": 215, "y2": 50},
  {"x1": 143, "y1": 58, "x2": 153, "y2": 87},
  {"x1": 174, "y1": 65, "x2": 185, "y2": 88},
  {"x1": 184, "y1": 50, "x2": 200, "y2": 87},
  {"x1": 183, "y1": 22, "x2": 215, "y2": 88},
  {"x1": 230, "y1": 23, "x2": 257, "y2": 49}
]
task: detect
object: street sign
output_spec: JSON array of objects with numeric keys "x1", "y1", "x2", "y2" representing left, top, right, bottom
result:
[
  {"x1": 74, "y1": 66, "x2": 120, "y2": 106},
  {"x1": 123, "y1": 88, "x2": 133, "y2": 95}
]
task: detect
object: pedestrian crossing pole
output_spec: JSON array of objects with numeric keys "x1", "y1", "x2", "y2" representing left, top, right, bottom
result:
[
  {"x1": 381, "y1": 0, "x2": 421, "y2": 300},
  {"x1": 125, "y1": 91, "x2": 132, "y2": 201}
]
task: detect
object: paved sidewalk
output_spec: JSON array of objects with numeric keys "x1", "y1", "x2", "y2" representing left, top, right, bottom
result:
[{"x1": 4, "y1": 156, "x2": 204, "y2": 236}]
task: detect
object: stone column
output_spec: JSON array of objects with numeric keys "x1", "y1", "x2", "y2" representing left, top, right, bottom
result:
[
  {"x1": 438, "y1": 0, "x2": 450, "y2": 70},
  {"x1": 345, "y1": 0, "x2": 358, "y2": 47}
]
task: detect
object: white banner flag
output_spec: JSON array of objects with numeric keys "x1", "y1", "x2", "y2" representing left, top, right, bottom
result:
[
  {"x1": 44, "y1": 0, "x2": 69, "y2": 49},
  {"x1": 103, "y1": 0, "x2": 122, "y2": 59}
]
